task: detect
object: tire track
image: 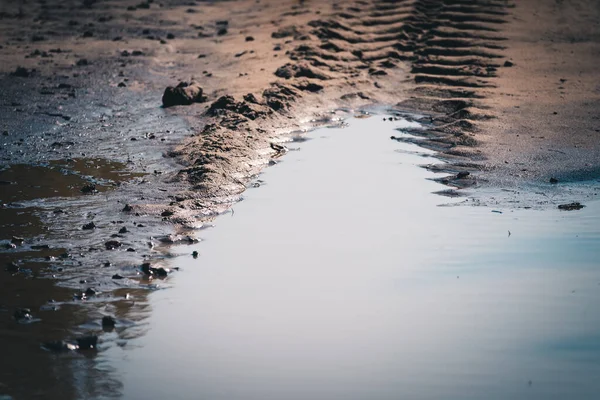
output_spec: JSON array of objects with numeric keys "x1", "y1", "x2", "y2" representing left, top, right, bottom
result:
[{"x1": 273, "y1": 0, "x2": 514, "y2": 194}]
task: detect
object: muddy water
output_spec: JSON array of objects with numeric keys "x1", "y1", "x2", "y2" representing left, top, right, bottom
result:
[{"x1": 91, "y1": 115, "x2": 600, "y2": 400}]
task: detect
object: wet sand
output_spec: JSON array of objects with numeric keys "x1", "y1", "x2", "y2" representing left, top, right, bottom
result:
[{"x1": 1, "y1": 0, "x2": 600, "y2": 398}]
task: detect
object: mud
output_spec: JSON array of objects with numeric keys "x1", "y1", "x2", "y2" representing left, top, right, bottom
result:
[{"x1": 1, "y1": 0, "x2": 600, "y2": 398}]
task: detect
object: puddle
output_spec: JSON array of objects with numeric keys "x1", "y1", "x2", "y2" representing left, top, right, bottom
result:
[
  {"x1": 89, "y1": 115, "x2": 600, "y2": 400},
  {"x1": 0, "y1": 158, "x2": 144, "y2": 203}
]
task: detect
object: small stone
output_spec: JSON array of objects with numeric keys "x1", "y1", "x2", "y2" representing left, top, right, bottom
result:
[
  {"x1": 122, "y1": 204, "x2": 133, "y2": 212},
  {"x1": 102, "y1": 316, "x2": 116, "y2": 328},
  {"x1": 558, "y1": 202, "x2": 585, "y2": 211},
  {"x1": 82, "y1": 222, "x2": 96, "y2": 230},
  {"x1": 192, "y1": 251, "x2": 199, "y2": 258},
  {"x1": 105, "y1": 240, "x2": 122, "y2": 250},
  {"x1": 14, "y1": 308, "x2": 33, "y2": 322},
  {"x1": 504, "y1": 60, "x2": 514, "y2": 67},
  {"x1": 80, "y1": 183, "x2": 97, "y2": 194},
  {"x1": 76, "y1": 335, "x2": 98, "y2": 350},
  {"x1": 549, "y1": 177, "x2": 559, "y2": 184},
  {"x1": 245, "y1": 36, "x2": 254, "y2": 41},
  {"x1": 119, "y1": 226, "x2": 128, "y2": 234},
  {"x1": 112, "y1": 274, "x2": 124, "y2": 279}
]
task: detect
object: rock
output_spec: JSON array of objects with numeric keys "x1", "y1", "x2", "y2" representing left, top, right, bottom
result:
[
  {"x1": 11, "y1": 236, "x2": 24, "y2": 245},
  {"x1": 105, "y1": 240, "x2": 121, "y2": 250},
  {"x1": 82, "y1": 222, "x2": 96, "y2": 230},
  {"x1": 74, "y1": 292, "x2": 87, "y2": 301},
  {"x1": 217, "y1": 27, "x2": 228, "y2": 36},
  {"x1": 457, "y1": 171, "x2": 470, "y2": 179},
  {"x1": 192, "y1": 251, "x2": 199, "y2": 258},
  {"x1": 76, "y1": 335, "x2": 98, "y2": 350},
  {"x1": 119, "y1": 226, "x2": 128, "y2": 234},
  {"x1": 166, "y1": 33, "x2": 175, "y2": 39},
  {"x1": 162, "y1": 81, "x2": 206, "y2": 107},
  {"x1": 122, "y1": 204, "x2": 133, "y2": 212},
  {"x1": 558, "y1": 202, "x2": 585, "y2": 211},
  {"x1": 141, "y1": 263, "x2": 170, "y2": 277},
  {"x1": 76, "y1": 58, "x2": 89, "y2": 66},
  {"x1": 549, "y1": 177, "x2": 558, "y2": 184},
  {"x1": 102, "y1": 316, "x2": 116, "y2": 328},
  {"x1": 243, "y1": 93, "x2": 259, "y2": 104},
  {"x1": 84, "y1": 288, "x2": 98, "y2": 297},
  {"x1": 14, "y1": 308, "x2": 33, "y2": 322},
  {"x1": 245, "y1": 36, "x2": 254, "y2": 41},
  {"x1": 161, "y1": 210, "x2": 174, "y2": 217},
  {"x1": 504, "y1": 60, "x2": 514, "y2": 67},
  {"x1": 112, "y1": 274, "x2": 124, "y2": 279},
  {"x1": 80, "y1": 183, "x2": 97, "y2": 194},
  {"x1": 12, "y1": 67, "x2": 35, "y2": 77}
]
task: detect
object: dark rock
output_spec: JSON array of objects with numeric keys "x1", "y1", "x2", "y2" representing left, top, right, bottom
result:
[
  {"x1": 162, "y1": 81, "x2": 206, "y2": 107},
  {"x1": 127, "y1": 248, "x2": 135, "y2": 252},
  {"x1": 457, "y1": 171, "x2": 470, "y2": 179},
  {"x1": 82, "y1": 222, "x2": 96, "y2": 230},
  {"x1": 293, "y1": 81, "x2": 323, "y2": 92},
  {"x1": 80, "y1": 183, "x2": 97, "y2": 194},
  {"x1": 166, "y1": 33, "x2": 175, "y2": 39},
  {"x1": 112, "y1": 274, "x2": 124, "y2": 279},
  {"x1": 14, "y1": 308, "x2": 32, "y2": 322},
  {"x1": 122, "y1": 204, "x2": 133, "y2": 212},
  {"x1": 84, "y1": 288, "x2": 98, "y2": 297},
  {"x1": 558, "y1": 202, "x2": 585, "y2": 211},
  {"x1": 76, "y1": 335, "x2": 98, "y2": 350},
  {"x1": 245, "y1": 36, "x2": 254, "y2": 41},
  {"x1": 118, "y1": 82, "x2": 126, "y2": 87},
  {"x1": 12, "y1": 67, "x2": 35, "y2": 77},
  {"x1": 11, "y1": 236, "x2": 24, "y2": 245},
  {"x1": 504, "y1": 60, "x2": 514, "y2": 67},
  {"x1": 192, "y1": 251, "x2": 199, "y2": 258},
  {"x1": 105, "y1": 240, "x2": 121, "y2": 250},
  {"x1": 131, "y1": 50, "x2": 144, "y2": 56},
  {"x1": 141, "y1": 262, "x2": 169, "y2": 277},
  {"x1": 76, "y1": 58, "x2": 89, "y2": 66},
  {"x1": 102, "y1": 316, "x2": 116, "y2": 328},
  {"x1": 216, "y1": 20, "x2": 228, "y2": 26},
  {"x1": 549, "y1": 177, "x2": 558, "y2": 184},
  {"x1": 119, "y1": 226, "x2": 128, "y2": 234},
  {"x1": 243, "y1": 93, "x2": 259, "y2": 104},
  {"x1": 161, "y1": 210, "x2": 174, "y2": 217},
  {"x1": 217, "y1": 27, "x2": 228, "y2": 36}
]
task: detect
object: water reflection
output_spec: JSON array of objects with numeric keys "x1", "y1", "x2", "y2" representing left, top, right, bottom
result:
[{"x1": 109, "y1": 115, "x2": 599, "y2": 400}]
